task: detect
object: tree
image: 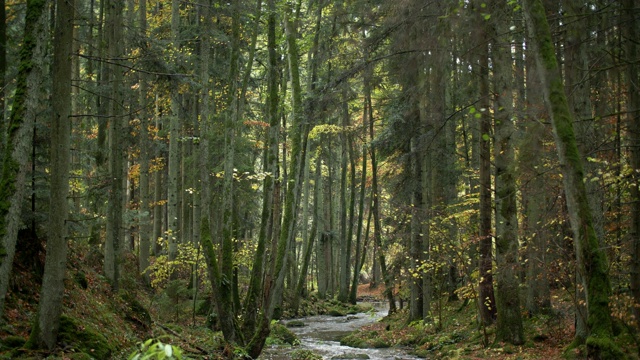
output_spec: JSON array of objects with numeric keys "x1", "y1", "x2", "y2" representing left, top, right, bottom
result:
[
  {"x1": 104, "y1": 0, "x2": 125, "y2": 290},
  {"x1": 624, "y1": 0, "x2": 640, "y2": 332},
  {"x1": 490, "y1": 0, "x2": 524, "y2": 344},
  {"x1": 0, "y1": 0, "x2": 49, "y2": 319},
  {"x1": 27, "y1": 0, "x2": 74, "y2": 349},
  {"x1": 523, "y1": 0, "x2": 622, "y2": 357},
  {"x1": 475, "y1": 0, "x2": 497, "y2": 325}
]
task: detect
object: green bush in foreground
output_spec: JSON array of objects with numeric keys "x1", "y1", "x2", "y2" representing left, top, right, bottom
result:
[{"x1": 128, "y1": 339, "x2": 187, "y2": 360}]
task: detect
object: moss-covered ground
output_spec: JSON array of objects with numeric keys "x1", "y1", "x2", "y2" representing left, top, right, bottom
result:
[
  {"x1": 340, "y1": 288, "x2": 639, "y2": 360},
  {"x1": 0, "y1": 242, "x2": 370, "y2": 359},
  {"x1": 1, "y1": 239, "x2": 638, "y2": 359}
]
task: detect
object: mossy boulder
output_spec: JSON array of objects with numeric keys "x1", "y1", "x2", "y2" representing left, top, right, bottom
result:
[
  {"x1": 328, "y1": 307, "x2": 347, "y2": 317},
  {"x1": 331, "y1": 353, "x2": 370, "y2": 359},
  {"x1": 267, "y1": 322, "x2": 300, "y2": 346},
  {"x1": 339, "y1": 334, "x2": 369, "y2": 348},
  {"x1": 58, "y1": 315, "x2": 114, "y2": 359},
  {"x1": 291, "y1": 349, "x2": 322, "y2": 360}
]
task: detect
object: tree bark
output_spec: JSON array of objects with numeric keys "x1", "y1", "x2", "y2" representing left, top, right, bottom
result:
[
  {"x1": 137, "y1": 0, "x2": 151, "y2": 284},
  {"x1": 167, "y1": 0, "x2": 181, "y2": 267},
  {"x1": 523, "y1": 0, "x2": 621, "y2": 356},
  {"x1": 624, "y1": 0, "x2": 640, "y2": 333},
  {"x1": 476, "y1": 9, "x2": 497, "y2": 323},
  {"x1": 0, "y1": 0, "x2": 48, "y2": 319},
  {"x1": 28, "y1": 0, "x2": 74, "y2": 349},
  {"x1": 491, "y1": 0, "x2": 524, "y2": 344},
  {"x1": 104, "y1": 0, "x2": 125, "y2": 291}
]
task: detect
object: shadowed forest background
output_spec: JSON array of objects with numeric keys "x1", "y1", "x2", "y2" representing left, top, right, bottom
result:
[{"x1": 0, "y1": 0, "x2": 639, "y2": 358}]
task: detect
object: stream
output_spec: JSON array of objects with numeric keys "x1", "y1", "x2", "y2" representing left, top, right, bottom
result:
[{"x1": 260, "y1": 302, "x2": 419, "y2": 360}]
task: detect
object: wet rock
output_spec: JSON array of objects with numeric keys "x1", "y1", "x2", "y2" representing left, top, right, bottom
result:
[
  {"x1": 331, "y1": 353, "x2": 370, "y2": 359},
  {"x1": 286, "y1": 320, "x2": 307, "y2": 328}
]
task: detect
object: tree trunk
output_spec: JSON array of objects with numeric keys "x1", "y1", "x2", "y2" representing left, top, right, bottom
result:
[
  {"x1": 104, "y1": 0, "x2": 125, "y2": 291},
  {"x1": 521, "y1": 40, "x2": 552, "y2": 317},
  {"x1": 523, "y1": 0, "x2": 621, "y2": 357},
  {"x1": 369, "y1": 99, "x2": 396, "y2": 313},
  {"x1": 476, "y1": 11, "x2": 497, "y2": 324},
  {"x1": 338, "y1": 86, "x2": 351, "y2": 303},
  {"x1": 0, "y1": 0, "x2": 6, "y2": 151},
  {"x1": 0, "y1": 0, "x2": 48, "y2": 319},
  {"x1": 243, "y1": 0, "x2": 277, "y2": 338},
  {"x1": 349, "y1": 67, "x2": 370, "y2": 304},
  {"x1": 624, "y1": 0, "x2": 640, "y2": 333},
  {"x1": 409, "y1": 136, "x2": 423, "y2": 322},
  {"x1": 28, "y1": 0, "x2": 74, "y2": 349},
  {"x1": 137, "y1": 0, "x2": 151, "y2": 284},
  {"x1": 167, "y1": 0, "x2": 181, "y2": 267},
  {"x1": 491, "y1": 0, "x2": 524, "y2": 344}
]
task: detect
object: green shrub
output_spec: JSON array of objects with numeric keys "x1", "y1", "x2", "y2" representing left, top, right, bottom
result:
[{"x1": 128, "y1": 339, "x2": 187, "y2": 359}]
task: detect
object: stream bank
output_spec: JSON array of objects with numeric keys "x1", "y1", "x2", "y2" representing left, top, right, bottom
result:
[{"x1": 261, "y1": 302, "x2": 419, "y2": 360}]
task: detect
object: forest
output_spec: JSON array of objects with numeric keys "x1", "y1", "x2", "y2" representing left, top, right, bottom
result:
[{"x1": 0, "y1": 0, "x2": 638, "y2": 359}]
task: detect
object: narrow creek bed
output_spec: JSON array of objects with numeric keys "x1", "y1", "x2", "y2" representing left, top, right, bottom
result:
[{"x1": 260, "y1": 303, "x2": 420, "y2": 360}]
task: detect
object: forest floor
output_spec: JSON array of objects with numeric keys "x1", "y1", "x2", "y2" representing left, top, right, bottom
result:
[{"x1": 0, "y1": 241, "x2": 637, "y2": 359}]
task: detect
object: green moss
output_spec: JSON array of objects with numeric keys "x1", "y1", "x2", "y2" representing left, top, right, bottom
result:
[
  {"x1": 57, "y1": 315, "x2": 114, "y2": 359},
  {"x1": 73, "y1": 271, "x2": 88, "y2": 289},
  {"x1": 291, "y1": 349, "x2": 323, "y2": 360},
  {"x1": 285, "y1": 320, "x2": 306, "y2": 328},
  {"x1": 67, "y1": 353, "x2": 95, "y2": 360},
  {"x1": 0, "y1": 335, "x2": 25, "y2": 350},
  {"x1": 328, "y1": 309, "x2": 346, "y2": 317},
  {"x1": 371, "y1": 338, "x2": 390, "y2": 348},
  {"x1": 120, "y1": 292, "x2": 151, "y2": 329},
  {"x1": 331, "y1": 353, "x2": 370, "y2": 359},
  {"x1": 339, "y1": 334, "x2": 368, "y2": 348},
  {"x1": 267, "y1": 322, "x2": 299, "y2": 346},
  {"x1": 585, "y1": 335, "x2": 625, "y2": 360}
]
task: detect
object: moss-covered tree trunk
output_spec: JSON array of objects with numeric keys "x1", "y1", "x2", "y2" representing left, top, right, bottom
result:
[
  {"x1": 524, "y1": 0, "x2": 622, "y2": 357},
  {"x1": 243, "y1": 0, "x2": 278, "y2": 340},
  {"x1": 27, "y1": 0, "x2": 74, "y2": 349},
  {"x1": 271, "y1": 2, "x2": 309, "y2": 317},
  {"x1": 0, "y1": 0, "x2": 48, "y2": 319}
]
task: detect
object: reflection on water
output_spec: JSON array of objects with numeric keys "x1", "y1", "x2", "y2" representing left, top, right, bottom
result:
[{"x1": 260, "y1": 302, "x2": 419, "y2": 360}]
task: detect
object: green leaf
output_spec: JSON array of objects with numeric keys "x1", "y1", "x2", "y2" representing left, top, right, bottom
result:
[
  {"x1": 164, "y1": 344, "x2": 173, "y2": 357},
  {"x1": 482, "y1": 134, "x2": 490, "y2": 141}
]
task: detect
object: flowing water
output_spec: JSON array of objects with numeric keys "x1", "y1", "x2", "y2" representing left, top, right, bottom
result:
[{"x1": 260, "y1": 302, "x2": 419, "y2": 360}]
